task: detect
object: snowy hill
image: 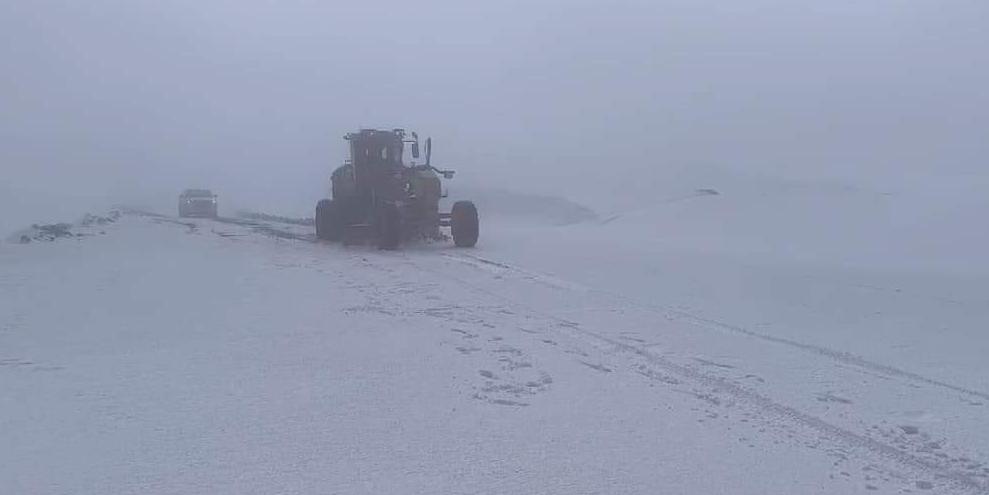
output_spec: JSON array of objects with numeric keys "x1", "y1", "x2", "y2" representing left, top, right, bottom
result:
[{"x1": 1, "y1": 187, "x2": 987, "y2": 493}]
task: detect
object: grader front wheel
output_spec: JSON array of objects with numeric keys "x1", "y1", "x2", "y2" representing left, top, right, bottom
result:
[{"x1": 451, "y1": 201, "x2": 479, "y2": 248}]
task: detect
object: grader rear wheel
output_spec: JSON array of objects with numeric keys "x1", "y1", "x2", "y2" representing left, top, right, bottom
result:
[{"x1": 315, "y1": 199, "x2": 344, "y2": 241}]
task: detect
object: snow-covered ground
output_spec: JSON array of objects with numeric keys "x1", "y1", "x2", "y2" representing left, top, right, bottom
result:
[{"x1": 2, "y1": 183, "x2": 988, "y2": 494}]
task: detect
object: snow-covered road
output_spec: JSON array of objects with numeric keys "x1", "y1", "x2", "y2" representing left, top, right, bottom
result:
[{"x1": 2, "y1": 212, "x2": 987, "y2": 494}]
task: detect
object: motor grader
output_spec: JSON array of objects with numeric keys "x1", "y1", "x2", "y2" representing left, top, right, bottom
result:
[{"x1": 315, "y1": 128, "x2": 478, "y2": 249}]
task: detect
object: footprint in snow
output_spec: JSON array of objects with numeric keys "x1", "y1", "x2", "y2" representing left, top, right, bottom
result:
[
  {"x1": 693, "y1": 357, "x2": 735, "y2": 369},
  {"x1": 0, "y1": 358, "x2": 33, "y2": 367},
  {"x1": 578, "y1": 360, "x2": 612, "y2": 373},
  {"x1": 743, "y1": 374, "x2": 765, "y2": 383},
  {"x1": 899, "y1": 425, "x2": 920, "y2": 435},
  {"x1": 498, "y1": 357, "x2": 532, "y2": 371},
  {"x1": 525, "y1": 373, "x2": 554, "y2": 389},
  {"x1": 450, "y1": 328, "x2": 477, "y2": 339},
  {"x1": 816, "y1": 392, "x2": 853, "y2": 404}
]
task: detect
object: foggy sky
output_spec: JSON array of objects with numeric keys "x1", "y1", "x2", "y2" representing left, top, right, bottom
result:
[{"x1": 2, "y1": 0, "x2": 987, "y2": 224}]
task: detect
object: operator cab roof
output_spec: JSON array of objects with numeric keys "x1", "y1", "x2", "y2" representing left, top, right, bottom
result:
[{"x1": 180, "y1": 189, "x2": 214, "y2": 197}]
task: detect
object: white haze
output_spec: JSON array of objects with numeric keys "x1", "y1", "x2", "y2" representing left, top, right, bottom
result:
[
  {"x1": 4, "y1": 3, "x2": 989, "y2": 493},
  {"x1": 1, "y1": 0, "x2": 987, "y2": 230}
]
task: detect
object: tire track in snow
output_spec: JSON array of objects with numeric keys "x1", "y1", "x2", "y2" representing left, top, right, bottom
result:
[
  {"x1": 663, "y1": 308, "x2": 989, "y2": 402},
  {"x1": 412, "y1": 256, "x2": 988, "y2": 493},
  {"x1": 184, "y1": 212, "x2": 989, "y2": 402},
  {"x1": 195, "y1": 214, "x2": 988, "y2": 491},
  {"x1": 444, "y1": 252, "x2": 989, "y2": 403},
  {"x1": 562, "y1": 326, "x2": 987, "y2": 493},
  {"x1": 130, "y1": 210, "x2": 316, "y2": 242}
]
